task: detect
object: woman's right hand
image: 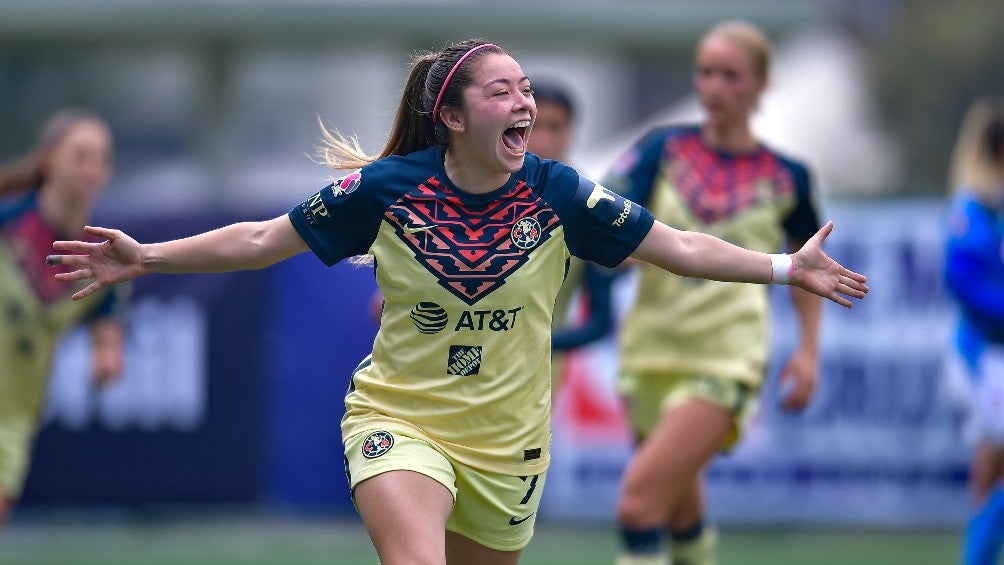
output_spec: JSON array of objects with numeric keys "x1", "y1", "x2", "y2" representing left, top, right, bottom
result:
[{"x1": 47, "y1": 225, "x2": 146, "y2": 301}]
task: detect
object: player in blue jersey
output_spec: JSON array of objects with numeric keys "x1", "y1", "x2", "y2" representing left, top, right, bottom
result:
[
  {"x1": 595, "y1": 21, "x2": 826, "y2": 565},
  {"x1": 46, "y1": 39, "x2": 867, "y2": 565},
  {"x1": 944, "y1": 97, "x2": 1004, "y2": 565},
  {"x1": 0, "y1": 110, "x2": 127, "y2": 529}
]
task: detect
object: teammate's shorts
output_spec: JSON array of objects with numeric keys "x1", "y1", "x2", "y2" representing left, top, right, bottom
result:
[
  {"x1": 343, "y1": 429, "x2": 546, "y2": 551},
  {"x1": 619, "y1": 371, "x2": 758, "y2": 450},
  {"x1": 945, "y1": 344, "x2": 1004, "y2": 448}
]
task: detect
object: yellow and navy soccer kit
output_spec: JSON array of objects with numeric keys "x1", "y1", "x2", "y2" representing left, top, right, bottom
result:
[
  {"x1": 0, "y1": 192, "x2": 123, "y2": 499},
  {"x1": 602, "y1": 125, "x2": 819, "y2": 437},
  {"x1": 288, "y1": 147, "x2": 653, "y2": 478}
]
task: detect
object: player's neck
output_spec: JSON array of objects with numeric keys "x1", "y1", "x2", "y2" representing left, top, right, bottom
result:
[
  {"x1": 443, "y1": 146, "x2": 512, "y2": 195},
  {"x1": 701, "y1": 122, "x2": 757, "y2": 154},
  {"x1": 37, "y1": 183, "x2": 88, "y2": 237}
]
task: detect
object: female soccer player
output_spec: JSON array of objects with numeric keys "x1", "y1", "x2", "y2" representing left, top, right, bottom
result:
[
  {"x1": 599, "y1": 21, "x2": 826, "y2": 564},
  {"x1": 47, "y1": 39, "x2": 866, "y2": 565},
  {"x1": 0, "y1": 110, "x2": 127, "y2": 529},
  {"x1": 944, "y1": 97, "x2": 1004, "y2": 565}
]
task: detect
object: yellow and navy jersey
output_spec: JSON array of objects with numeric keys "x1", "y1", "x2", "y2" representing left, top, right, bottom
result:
[
  {"x1": 0, "y1": 192, "x2": 123, "y2": 424},
  {"x1": 603, "y1": 124, "x2": 819, "y2": 384},
  {"x1": 288, "y1": 146, "x2": 653, "y2": 475}
]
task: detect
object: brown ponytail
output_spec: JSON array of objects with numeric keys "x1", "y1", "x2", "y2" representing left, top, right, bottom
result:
[
  {"x1": 318, "y1": 39, "x2": 506, "y2": 172},
  {"x1": 0, "y1": 156, "x2": 44, "y2": 196}
]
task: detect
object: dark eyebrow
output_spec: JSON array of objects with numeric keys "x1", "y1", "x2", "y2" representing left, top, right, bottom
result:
[{"x1": 482, "y1": 76, "x2": 531, "y2": 89}]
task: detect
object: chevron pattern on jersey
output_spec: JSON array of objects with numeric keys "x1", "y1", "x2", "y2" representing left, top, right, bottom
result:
[{"x1": 385, "y1": 177, "x2": 559, "y2": 305}]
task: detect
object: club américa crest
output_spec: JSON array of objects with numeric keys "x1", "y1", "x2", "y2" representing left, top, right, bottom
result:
[
  {"x1": 510, "y1": 216, "x2": 542, "y2": 250},
  {"x1": 361, "y1": 430, "x2": 395, "y2": 459}
]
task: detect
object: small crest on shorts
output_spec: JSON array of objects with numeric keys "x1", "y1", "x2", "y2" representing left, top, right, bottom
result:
[{"x1": 361, "y1": 430, "x2": 395, "y2": 459}]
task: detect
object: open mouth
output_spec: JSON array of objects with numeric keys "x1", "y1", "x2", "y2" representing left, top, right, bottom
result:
[{"x1": 501, "y1": 119, "x2": 532, "y2": 153}]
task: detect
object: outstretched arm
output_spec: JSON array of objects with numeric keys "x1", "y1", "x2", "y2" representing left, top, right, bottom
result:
[
  {"x1": 48, "y1": 214, "x2": 309, "y2": 301},
  {"x1": 630, "y1": 219, "x2": 868, "y2": 307}
]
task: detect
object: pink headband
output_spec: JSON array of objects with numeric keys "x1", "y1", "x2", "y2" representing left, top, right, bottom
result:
[{"x1": 432, "y1": 43, "x2": 498, "y2": 123}]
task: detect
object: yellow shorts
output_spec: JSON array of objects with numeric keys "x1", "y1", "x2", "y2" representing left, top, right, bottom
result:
[
  {"x1": 343, "y1": 429, "x2": 546, "y2": 552},
  {"x1": 619, "y1": 372, "x2": 758, "y2": 451},
  {"x1": 0, "y1": 422, "x2": 33, "y2": 501}
]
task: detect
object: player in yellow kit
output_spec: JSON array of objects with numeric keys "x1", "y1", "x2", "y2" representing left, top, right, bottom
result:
[
  {"x1": 601, "y1": 21, "x2": 825, "y2": 565},
  {"x1": 0, "y1": 110, "x2": 127, "y2": 529},
  {"x1": 46, "y1": 39, "x2": 866, "y2": 564}
]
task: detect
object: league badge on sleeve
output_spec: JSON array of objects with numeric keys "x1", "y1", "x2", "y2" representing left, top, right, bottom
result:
[{"x1": 333, "y1": 171, "x2": 362, "y2": 197}]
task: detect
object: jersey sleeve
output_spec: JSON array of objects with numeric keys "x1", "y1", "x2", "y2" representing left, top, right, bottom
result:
[
  {"x1": 548, "y1": 166, "x2": 654, "y2": 268},
  {"x1": 601, "y1": 127, "x2": 669, "y2": 204},
  {"x1": 780, "y1": 160, "x2": 821, "y2": 243},
  {"x1": 287, "y1": 170, "x2": 384, "y2": 266}
]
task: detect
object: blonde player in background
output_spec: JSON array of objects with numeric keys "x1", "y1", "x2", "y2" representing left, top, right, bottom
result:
[
  {"x1": 47, "y1": 39, "x2": 866, "y2": 564},
  {"x1": 599, "y1": 21, "x2": 826, "y2": 564}
]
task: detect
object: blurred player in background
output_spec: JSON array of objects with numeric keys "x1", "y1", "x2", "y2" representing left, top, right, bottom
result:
[
  {"x1": 527, "y1": 80, "x2": 617, "y2": 388},
  {"x1": 45, "y1": 39, "x2": 865, "y2": 564},
  {"x1": 0, "y1": 110, "x2": 127, "y2": 530},
  {"x1": 943, "y1": 97, "x2": 1004, "y2": 565},
  {"x1": 598, "y1": 20, "x2": 824, "y2": 565}
]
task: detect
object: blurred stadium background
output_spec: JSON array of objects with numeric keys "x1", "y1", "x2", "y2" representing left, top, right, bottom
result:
[{"x1": 1, "y1": 0, "x2": 1002, "y2": 563}]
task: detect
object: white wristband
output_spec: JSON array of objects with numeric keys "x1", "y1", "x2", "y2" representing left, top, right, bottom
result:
[{"x1": 769, "y1": 253, "x2": 793, "y2": 285}]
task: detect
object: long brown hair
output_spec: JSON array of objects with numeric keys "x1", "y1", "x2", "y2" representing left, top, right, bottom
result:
[
  {"x1": 0, "y1": 109, "x2": 108, "y2": 196},
  {"x1": 318, "y1": 39, "x2": 507, "y2": 171}
]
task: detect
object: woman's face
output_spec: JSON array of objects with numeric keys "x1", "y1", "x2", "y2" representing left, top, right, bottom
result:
[
  {"x1": 455, "y1": 53, "x2": 536, "y2": 174},
  {"x1": 693, "y1": 34, "x2": 765, "y2": 128},
  {"x1": 44, "y1": 120, "x2": 113, "y2": 204}
]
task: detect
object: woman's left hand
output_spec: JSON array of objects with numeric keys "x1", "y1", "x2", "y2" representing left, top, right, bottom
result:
[{"x1": 791, "y1": 221, "x2": 869, "y2": 307}]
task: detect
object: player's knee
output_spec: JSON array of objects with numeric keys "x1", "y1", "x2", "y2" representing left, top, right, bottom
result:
[{"x1": 617, "y1": 489, "x2": 667, "y2": 528}]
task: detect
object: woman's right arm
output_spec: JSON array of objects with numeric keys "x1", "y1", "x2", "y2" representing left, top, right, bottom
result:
[{"x1": 49, "y1": 214, "x2": 309, "y2": 300}]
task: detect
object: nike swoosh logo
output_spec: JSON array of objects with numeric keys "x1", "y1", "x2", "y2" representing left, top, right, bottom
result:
[
  {"x1": 403, "y1": 224, "x2": 437, "y2": 233},
  {"x1": 508, "y1": 513, "x2": 534, "y2": 526}
]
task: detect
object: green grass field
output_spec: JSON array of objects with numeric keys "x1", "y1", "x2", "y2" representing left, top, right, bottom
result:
[{"x1": 0, "y1": 508, "x2": 963, "y2": 565}]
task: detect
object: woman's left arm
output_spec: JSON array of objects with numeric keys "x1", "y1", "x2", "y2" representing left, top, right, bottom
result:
[{"x1": 630, "y1": 220, "x2": 868, "y2": 307}]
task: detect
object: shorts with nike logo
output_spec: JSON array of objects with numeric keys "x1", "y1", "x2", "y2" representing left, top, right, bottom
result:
[{"x1": 344, "y1": 429, "x2": 547, "y2": 551}]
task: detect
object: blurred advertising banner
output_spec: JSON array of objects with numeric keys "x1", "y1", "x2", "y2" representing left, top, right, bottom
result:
[
  {"x1": 20, "y1": 206, "x2": 379, "y2": 512},
  {"x1": 21, "y1": 212, "x2": 274, "y2": 506},
  {"x1": 542, "y1": 198, "x2": 969, "y2": 526}
]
